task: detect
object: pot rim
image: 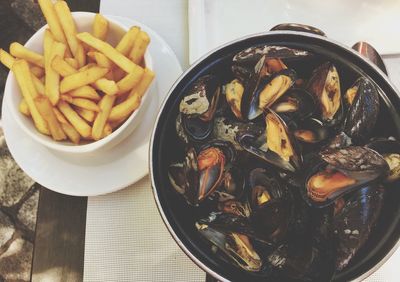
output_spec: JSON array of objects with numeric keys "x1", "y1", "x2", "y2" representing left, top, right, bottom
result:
[{"x1": 149, "y1": 29, "x2": 400, "y2": 282}]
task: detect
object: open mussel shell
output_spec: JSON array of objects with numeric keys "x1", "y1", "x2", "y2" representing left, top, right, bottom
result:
[
  {"x1": 179, "y1": 75, "x2": 221, "y2": 142},
  {"x1": 307, "y1": 62, "x2": 343, "y2": 126},
  {"x1": 212, "y1": 165, "x2": 246, "y2": 202},
  {"x1": 334, "y1": 185, "x2": 384, "y2": 271},
  {"x1": 246, "y1": 68, "x2": 297, "y2": 121},
  {"x1": 196, "y1": 221, "x2": 263, "y2": 272},
  {"x1": 179, "y1": 75, "x2": 220, "y2": 119},
  {"x1": 182, "y1": 115, "x2": 213, "y2": 142},
  {"x1": 344, "y1": 77, "x2": 380, "y2": 143},
  {"x1": 367, "y1": 139, "x2": 400, "y2": 182},
  {"x1": 303, "y1": 146, "x2": 389, "y2": 208},
  {"x1": 238, "y1": 110, "x2": 302, "y2": 172},
  {"x1": 248, "y1": 168, "x2": 292, "y2": 244},
  {"x1": 271, "y1": 88, "x2": 316, "y2": 121},
  {"x1": 293, "y1": 118, "x2": 330, "y2": 144}
]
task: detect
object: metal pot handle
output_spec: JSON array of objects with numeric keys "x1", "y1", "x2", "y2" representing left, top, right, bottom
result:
[
  {"x1": 352, "y1": 41, "x2": 388, "y2": 75},
  {"x1": 270, "y1": 23, "x2": 326, "y2": 36}
]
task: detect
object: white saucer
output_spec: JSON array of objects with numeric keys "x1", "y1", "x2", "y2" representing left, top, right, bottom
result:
[{"x1": 2, "y1": 16, "x2": 182, "y2": 196}]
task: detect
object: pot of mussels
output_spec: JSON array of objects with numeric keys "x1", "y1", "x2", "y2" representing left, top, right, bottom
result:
[{"x1": 150, "y1": 24, "x2": 400, "y2": 282}]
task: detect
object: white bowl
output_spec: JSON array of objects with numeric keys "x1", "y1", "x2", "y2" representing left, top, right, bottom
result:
[{"x1": 4, "y1": 12, "x2": 154, "y2": 154}]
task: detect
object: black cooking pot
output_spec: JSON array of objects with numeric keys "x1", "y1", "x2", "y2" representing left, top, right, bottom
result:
[{"x1": 150, "y1": 24, "x2": 400, "y2": 281}]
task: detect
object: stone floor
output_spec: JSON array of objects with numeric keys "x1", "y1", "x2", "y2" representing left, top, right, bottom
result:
[{"x1": 0, "y1": 130, "x2": 39, "y2": 281}]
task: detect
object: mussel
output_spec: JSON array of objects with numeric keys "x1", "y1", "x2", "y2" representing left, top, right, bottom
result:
[
  {"x1": 168, "y1": 141, "x2": 235, "y2": 205},
  {"x1": 307, "y1": 62, "x2": 342, "y2": 125},
  {"x1": 305, "y1": 146, "x2": 389, "y2": 206},
  {"x1": 248, "y1": 168, "x2": 291, "y2": 244},
  {"x1": 238, "y1": 110, "x2": 301, "y2": 172},
  {"x1": 179, "y1": 75, "x2": 221, "y2": 141},
  {"x1": 343, "y1": 77, "x2": 380, "y2": 142},
  {"x1": 334, "y1": 185, "x2": 384, "y2": 270},
  {"x1": 196, "y1": 223, "x2": 263, "y2": 272}
]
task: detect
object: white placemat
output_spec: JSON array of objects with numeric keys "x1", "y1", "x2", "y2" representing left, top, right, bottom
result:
[
  {"x1": 84, "y1": 176, "x2": 204, "y2": 282},
  {"x1": 84, "y1": 1, "x2": 204, "y2": 281}
]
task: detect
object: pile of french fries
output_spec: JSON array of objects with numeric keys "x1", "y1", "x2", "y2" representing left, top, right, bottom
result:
[{"x1": 0, "y1": 0, "x2": 154, "y2": 144}]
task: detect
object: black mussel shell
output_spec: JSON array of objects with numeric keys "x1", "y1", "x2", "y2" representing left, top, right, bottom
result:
[
  {"x1": 248, "y1": 168, "x2": 292, "y2": 244},
  {"x1": 247, "y1": 69, "x2": 297, "y2": 121},
  {"x1": 237, "y1": 110, "x2": 302, "y2": 172},
  {"x1": 343, "y1": 77, "x2": 380, "y2": 143},
  {"x1": 213, "y1": 116, "x2": 264, "y2": 151},
  {"x1": 212, "y1": 166, "x2": 246, "y2": 202},
  {"x1": 307, "y1": 62, "x2": 343, "y2": 126},
  {"x1": 240, "y1": 55, "x2": 266, "y2": 121},
  {"x1": 196, "y1": 221, "x2": 263, "y2": 272},
  {"x1": 304, "y1": 146, "x2": 389, "y2": 208},
  {"x1": 367, "y1": 138, "x2": 400, "y2": 182},
  {"x1": 182, "y1": 147, "x2": 200, "y2": 205},
  {"x1": 334, "y1": 185, "x2": 384, "y2": 271},
  {"x1": 271, "y1": 88, "x2": 317, "y2": 121},
  {"x1": 182, "y1": 114, "x2": 213, "y2": 142}
]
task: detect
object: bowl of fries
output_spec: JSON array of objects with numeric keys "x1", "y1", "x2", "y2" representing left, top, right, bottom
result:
[{"x1": 2, "y1": 0, "x2": 155, "y2": 154}]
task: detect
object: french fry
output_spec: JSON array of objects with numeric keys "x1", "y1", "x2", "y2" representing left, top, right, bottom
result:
[
  {"x1": 65, "y1": 57, "x2": 79, "y2": 69},
  {"x1": 19, "y1": 99, "x2": 30, "y2": 116},
  {"x1": 128, "y1": 68, "x2": 155, "y2": 99},
  {"x1": 87, "y1": 51, "x2": 112, "y2": 68},
  {"x1": 58, "y1": 100, "x2": 91, "y2": 138},
  {"x1": 108, "y1": 92, "x2": 141, "y2": 122},
  {"x1": 34, "y1": 96, "x2": 66, "y2": 140},
  {"x1": 60, "y1": 94, "x2": 73, "y2": 103},
  {"x1": 46, "y1": 42, "x2": 66, "y2": 105},
  {"x1": 0, "y1": 48, "x2": 16, "y2": 69},
  {"x1": 38, "y1": 0, "x2": 70, "y2": 53},
  {"x1": 78, "y1": 63, "x2": 96, "y2": 72},
  {"x1": 116, "y1": 68, "x2": 144, "y2": 95},
  {"x1": 102, "y1": 123, "x2": 112, "y2": 138},
  {"x1": 32, "y1": 75, "x2": 45, "y2": 95},
  {"x1": 68, "y1": 85, "x2": 101, "y2": 101},
  {"x1": 93, "y1": 78, "x2": 118, "y2": 95},
  {"x1": 60, "y1": 66, "x2": 109, "y2": 93},
  {"x1": 54, "y1": 1, "x2": 86, "y2": 67},
  {"x1": 12, "y1": 60, "x2": 49, "y2": 135},
  {"x1": 129, "y1": 31, "x2": 150, "y2": 64},
  {"x1": 92, "y1": 14, "x2": 109, "y2": 41},
  {"x1": 30, "y1": 66, "x2": 44, "y2": 78},
  {"x1": 92, "y1": 95, "x2": 115, "y2": 140},
  {"x1": 109, "y1": 117, "x2": 127, "y2": 129},
  {"x1": 44, "y1": 29, "x2": 54, "y2": 69},
  {"x1": 53, "y1": 108, "x2": 81, "y2": 144},
  {"x1": 116, "y1": 26, "x2": 140, "y2": 56},
  {"x1": 10, "y1": 42, "x2": 44, "y2": 68},
  {"x1": 70, "y1": 98, "x2": 100, "y2": 112},
  {"x1": 51, "y1": 55, "x2": 77, "y2": 77},
  {"x1": 76, "y1": 32, "x2": 143, "y2": 73},
  {"x1": 75, "y1": 107, "x2": 96, "y2": 123}
]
